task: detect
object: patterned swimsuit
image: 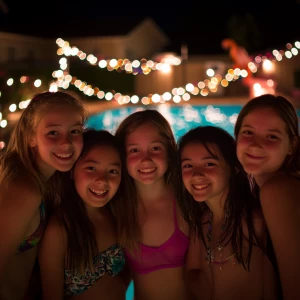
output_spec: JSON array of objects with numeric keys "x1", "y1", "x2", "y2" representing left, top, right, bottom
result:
[
  {"x1": 64, "y1": 244, "x2": 125, "y2": 296},
  {"x1": 16, "y1": 201, "x2": 45, "y2": 253}
]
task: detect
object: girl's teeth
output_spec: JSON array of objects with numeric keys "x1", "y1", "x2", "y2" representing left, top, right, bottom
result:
[
  {"x1": 140, "y1": 168, "x2": 155, "y2": 173},
  {"x1": 90, "y1": 188, "x2": 107, "y2": 195},
  {"x1": 56, "y1": 153, "x2": 72, "y2": 158},
  {"x1": 194, "y1": 184, "x2": 209, "y2": 190}
]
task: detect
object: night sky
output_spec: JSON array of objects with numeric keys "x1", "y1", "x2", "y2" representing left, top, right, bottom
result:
[{"x1": 1, "y1": 0, "x2": 300, "y2": 55}]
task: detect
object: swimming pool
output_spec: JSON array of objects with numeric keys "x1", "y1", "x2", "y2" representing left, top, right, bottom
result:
[
  {"x1": 86, "y1": 103, "x2": 243, "y2": 139},
  {"x1": 86, "y1": 103, "x2": 300, "y2": 300}
]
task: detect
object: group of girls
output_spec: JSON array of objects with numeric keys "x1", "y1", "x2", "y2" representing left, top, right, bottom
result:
[{"x1": 0, "y1": 90, "x2": 299, "y2": 300}]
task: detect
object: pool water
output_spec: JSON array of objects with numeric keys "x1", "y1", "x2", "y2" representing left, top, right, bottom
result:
[
  {"x1": 86, "y1": 103, "x2": 244, "y2": 139},
  {"x1": 86, "y1": 103, "x2": 300, "y2": 300}
]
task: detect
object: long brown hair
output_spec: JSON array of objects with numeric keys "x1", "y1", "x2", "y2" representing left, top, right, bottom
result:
[{"x1": 113, "y1": 109, "x2": 177, "y2": 253}]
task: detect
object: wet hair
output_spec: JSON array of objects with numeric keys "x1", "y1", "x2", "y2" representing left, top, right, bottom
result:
[
  {"x1": 176, "y1": 125, "x2": 261, "y2": 270},
  {"x1": 113, "y1": 109, "x2": 177, "y2": 252},
  {"x1": 0, "y1": 90, "x2": 88, "y2": 193},
  {"x1": 58, "y1": 129, "x2": 122, "y2": 272},
  {"x1": 234, "y1": 94, "x2": 300, "y2": 177}
]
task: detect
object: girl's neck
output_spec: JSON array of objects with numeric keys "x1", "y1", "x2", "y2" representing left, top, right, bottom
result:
[
  {"x1": 205, "y1": 194, "x2": 227, "y2": 223},
  {"x1": 135, "y1": 179, "x2": 172, "y2": 205},
  {"x1": 85, "y1": 205, "x2": 106, "y2": 221},
  {"x1": 254, "y1": 171, "x2": 283, "y2": 188},
  {"x1": 34, "y1": 150, "x2": 56, "y2": 180}
]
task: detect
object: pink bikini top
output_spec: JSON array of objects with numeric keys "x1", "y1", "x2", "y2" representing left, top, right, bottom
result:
[{"x1": 124, "y1": 199, "x2": 189, "y2": 275}]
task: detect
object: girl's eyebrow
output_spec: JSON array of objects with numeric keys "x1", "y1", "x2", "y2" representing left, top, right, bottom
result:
[
  {"x1": 82, "y1": 159, "x2": 121, "y2": 167},
  {"x1": 241, "y1": 124, "x2": 283, "y2": 134},
  {"x1": 45, "y1": 122, "x2": 82, "y2": 128},
  {"x1": 181, "y1": 156, "x2": 218, "y2": 162},
  {"x1": 127, "y1": 141, "x2": 164, "y2": 147}
]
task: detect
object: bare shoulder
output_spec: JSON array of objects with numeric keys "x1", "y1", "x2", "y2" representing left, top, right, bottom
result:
[
  {"x1": 261, "y1": 173, "x2": 299, "y2": 193},
  {"x1": 251, "y1": 208, "x2": 266, "y2": 239},
  {"x1": 44, "y1": 214, "x2": 66, "y2": 240},
  {"x1": 260, "y1": 174, "x2": 300, "y2": 205},
  {"x1": 40, "y1": 213, "x2": 67, "y2": 252},
  {"x1": 0, "y1": 176, "x2": 42, "y2": 209},
  {"x1": 38, "y1": 213, "x2": 66, "y2": 271},
  {"x1": 0, "y1": 176, "x2": 42, "y2": 228}
]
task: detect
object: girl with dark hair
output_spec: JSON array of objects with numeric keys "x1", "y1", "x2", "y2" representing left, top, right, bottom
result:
[
  {"x1": 177, "y1": 125, "x2": 278, "y2": 299},
  {"x1": 39, "y1": 129, "x2": 128, "y2": 299},
  {"x1": 235, "y1": 94, "x2": 300, "y2": 299}
]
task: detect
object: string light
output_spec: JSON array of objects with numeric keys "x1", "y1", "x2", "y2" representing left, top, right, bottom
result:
[
  {"x1": 56, "y1": 40, "x2": 300, "y2": 104},
  {"x1": 1, "y1": 40, "x2": 300, "y2": 138},
  {"x1": 56, "y1": 38, "x2": 182, "y2": 75}
]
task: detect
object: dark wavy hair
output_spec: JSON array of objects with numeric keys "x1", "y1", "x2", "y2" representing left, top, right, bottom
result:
[{"x1": 176, "y1": 125, "x2": 261, "y2": 270}]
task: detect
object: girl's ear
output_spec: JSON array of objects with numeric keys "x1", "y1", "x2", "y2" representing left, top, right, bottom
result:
[{"x1": 29, "y1": 135, "x2": 37, "y2": 147}]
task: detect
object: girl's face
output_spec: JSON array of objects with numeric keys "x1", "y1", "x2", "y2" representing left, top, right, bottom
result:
[
  {"x1": 30, "y1": 107, "x2": 83, "y2": 179},
  {"x1": 73, "y1": 145, "x2": 121, "y2": 209},
  {"x1": 125, "y1": 122, "x2": 168, "y2": 186},
  {"x1": 181, "y1": 142, "x2": 229, "y2": 205},
  {"x1": 236, "y1": 107, "x2": 292, "y2": 182}
]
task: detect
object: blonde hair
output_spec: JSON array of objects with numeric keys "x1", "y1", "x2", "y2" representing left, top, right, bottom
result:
[{"x1": 0, "y1": 90, "x2": 88, "y2": 192}]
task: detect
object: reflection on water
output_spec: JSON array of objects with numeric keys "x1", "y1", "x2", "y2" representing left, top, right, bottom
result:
[{"x1": 86, "y1": 103, "x2": 242, "y2": 139}]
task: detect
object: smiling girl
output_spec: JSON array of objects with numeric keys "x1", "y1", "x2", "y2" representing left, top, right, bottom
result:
[
  {"x1": 39, "y1": 129, "x2": 128, "y2": 299},
  {"x1": 235, "y1": 94, "x2": 300, "y2": 299},
  {"x1": 0, "y1": 91, "x2": 86, "y2": 300},
  {"x1": 177, "y1": 126, "x2": 278, "y2": 299},
  {"x1": 113, "y1": 110, "x2": 189, "y2": 300}
]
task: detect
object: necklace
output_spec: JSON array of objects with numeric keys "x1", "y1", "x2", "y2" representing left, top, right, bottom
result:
[{"x1": 205, "y1": 210, "x2": 237, "y2": 270}]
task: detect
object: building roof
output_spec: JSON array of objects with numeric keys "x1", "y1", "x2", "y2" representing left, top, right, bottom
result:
[{"x1": 0, "y1": 16, "x2": 148, "y2": 39}]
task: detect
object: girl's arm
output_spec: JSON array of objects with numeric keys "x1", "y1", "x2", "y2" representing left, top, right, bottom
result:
[
  {"x1": 260, "y1": 175, "x2": 300, "y2": 300},
  {"x1": 0, "y1": 179, "x2": 41, "y2": 277},
  {"x1": 38, "y1": 215, "x2": 66, "y2": 300},
  {"x1": 252, "y1": 211, "x2": 279, "y2": 299},
  {"x1": 185, "y1": 230, "x2": 210, "y2": 300},
  {"x1": 120, "y1": 262, "x2": 132, "y2": 289}
]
